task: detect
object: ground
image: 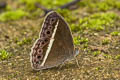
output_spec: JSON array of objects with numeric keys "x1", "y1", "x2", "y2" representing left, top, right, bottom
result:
[{"x1": 0, "y1": 0, "x2": 120, "y2": 80}]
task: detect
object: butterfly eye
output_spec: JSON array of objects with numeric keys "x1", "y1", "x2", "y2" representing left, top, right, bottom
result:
[
  {"x1": 37, "y1": 49, "x2": 43, "y2": 54},
  {"x1": 37, "y1": 55, "x2": 41, "y2": 59},
  {"x1": 46, "y1": 31, "x2": 50, "y2": 34},
  {"x1": 39, "y1": 40, "x2": 46, "y2": 47},
  {"x1": 45, "y1": 30, "x2": 51, "y2": 36},
  {"x1": 50, "y1": 18, "x2": 56, "y2": 24},
  {"x1": 37, "y1": 54, "x2": 43, "y2": 60}
]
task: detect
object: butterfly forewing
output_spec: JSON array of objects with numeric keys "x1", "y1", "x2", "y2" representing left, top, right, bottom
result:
[{"x1": 30, "y1": 12, "x2": 59, "y2": 70}]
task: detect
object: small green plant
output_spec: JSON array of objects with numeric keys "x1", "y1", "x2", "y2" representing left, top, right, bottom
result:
[
  {"x1": 0, "y1": 9, "x2": 29, "y2": 22},
  {"x1": 79, "y1": 37, "x2": 88, "y2": 44},
  {"x1": 74, "y1": 36, "x2": 81, "y2": 45},
  {"x1": 92, "y1": 51, "x2": 101, "y2": 56},
  {"x1": 83, "y1": 43, "x2": 88, "y2": 48},
  {"x1": 0, "y1": 50, "x2": 11, "y2": 60},
  {"x1": 20, "y1": 0, "x2": 38, "y2": 11},
  {"x1": 85, "y1": 0, "x2": 120, "y2": 12},
  {"x1": 95, "y1": 67, "x2": 102, "y2": 71},
  {"x1": 5, "y1": 5, "x2": 12, "y2": 11},
  {"x1": 102, "y1": 39, "x2": 110, "y2": 45},
  {"x1": 74, "y1": 36, "x2": 88, "y2": 45},
  {"x1": 70, "y1": 24, "x2": 81, "y2": 32},
  {"x1": 116, "y1": 2, "x2": 120, "y2": 9},
  {"x1": 17, "y1": 37, "x2": 32, "y2": 46},
  {"x1": 111, "y1": 31, "x2": 120, "y2": 36},
  {"x1": 79, "y1": 12, "x2": 119, "y2": 31},
  {"x1": 115, "y1": 55, "x2": 120, "y2": 60},
  {"x1": 97, "y1": 2, "x2": 112, "y2": 11},
  {"x1": 103, "y1": 54, "x2": 112, "y2": 59}
]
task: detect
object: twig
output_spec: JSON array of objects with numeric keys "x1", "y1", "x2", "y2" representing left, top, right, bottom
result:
[
  {"x1": 59, "y1": 0, "x2": 80, "y2": 9},
  {"x1": 35, "y1": 0, "x2": 81, "y2": 16}
]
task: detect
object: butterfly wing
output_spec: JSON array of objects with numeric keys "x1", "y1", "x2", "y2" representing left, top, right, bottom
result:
[{"x1": 30, "y1": 11, "x2": 74, "y2": 70}]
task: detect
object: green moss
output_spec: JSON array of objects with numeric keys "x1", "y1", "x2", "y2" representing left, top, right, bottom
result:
[
  {"x1": 78, "y1": 0, "x2": 87, "y2": 7},
  {"x1": 0, "y1": 9, "x2": 29, "y2": 22},
  {"x1": 70, "y1": 24, "x2": 81, "y2": 32},
  {"x1": 20, "y1": 0, "x2": 37, "y2": 11},
  {"x1": 103, "y1": 54, "x2": 112, "y2": 59},
  {"x1": 84, "y1": 0, "x2": 120, "y2": 12},
  {"x1": 116, "y1": 2, "x2": 120, "y2": 10},
  {"x1": 83, "y1": 43, "x2": 88, "y2": 48},
  {"x1": 78, "y1": 12, "x2": 119, "y2": 31},
  {"x1": 92, "y1": 51, "x2": 101, "y2": 56},
  {"x1": 0, "y1": 50, "x2": 12, "y2": 60},
  {"x1": 79, "y1": 37, "x2": 88, "y2": 44},
  {"x1": 17, "y1": 37, "x2": 32, "y2": 46},
  {"x1": 95, "y1": 67, "x2": 102, "y2": 71},
  {"x1": 111, "y1": 31, "x2": 120, "y2": 36},
  {"x1": 74, "y1": 36, "x2": 81, "y2": 45},
  {"x1": 97, "y1": 2, "x2": 112, "y2": 11},
  {"x1": 102, "y1": 39, "x2": 110, "y2": 45},
  {"x1": 74, "y1": 36, "x2": 88, "y2": 45},
  {"x1": 5, "y1": 5, "x2": 12, "y2": 11},
  {"x1": 30, "y1": 9, "x2": 42, "y2": 17},
  {"x1": 115, "y1": 55, "x2": 120, "y2": 60}
]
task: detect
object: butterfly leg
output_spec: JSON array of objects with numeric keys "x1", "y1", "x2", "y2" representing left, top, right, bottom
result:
[
  {"x1": 58, "y1": 63, "x2": 66, "y2": 70},
  {"x1": 74, "y1": 56, "x2": 80, "y2": 68}
]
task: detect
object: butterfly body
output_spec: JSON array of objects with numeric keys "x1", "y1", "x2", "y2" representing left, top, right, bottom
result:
[{"x1": 30, "y1": 11, "x2": 77, "y2": 70}]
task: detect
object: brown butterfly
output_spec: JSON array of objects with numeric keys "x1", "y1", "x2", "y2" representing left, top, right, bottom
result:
[{"x1": 30, "y1": 11, "x2": 79, "y2": 70}]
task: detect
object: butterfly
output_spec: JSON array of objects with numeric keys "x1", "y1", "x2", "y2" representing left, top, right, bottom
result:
[{"x1": 30, "y1": 11, "x2": 79, "y2": 70}]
